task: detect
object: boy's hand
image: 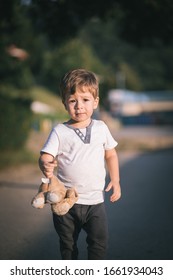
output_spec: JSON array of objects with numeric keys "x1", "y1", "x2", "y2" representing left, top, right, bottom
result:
[
  {"x1": 105, "y1": 181, "x2": 121, "y2": 203},
  {"x1": 39, "y1": 159, "x2": 57, "y2": 179}
]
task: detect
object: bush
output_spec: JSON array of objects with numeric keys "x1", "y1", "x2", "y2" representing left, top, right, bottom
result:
[{"x1": 0, "y1": 94, "x2": 32, "y2": 150}]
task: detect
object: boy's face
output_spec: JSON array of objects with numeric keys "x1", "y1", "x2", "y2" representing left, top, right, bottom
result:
[{"x1": 64, "y1": 90, "x2": 99, "y2": 126}]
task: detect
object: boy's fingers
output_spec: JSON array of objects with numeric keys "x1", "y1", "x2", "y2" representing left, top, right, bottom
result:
[
  {"x1": 110, "y1": 195, "x2": 117, "y2": 203},
  {"x1": 105, "y1": 183, "x2": 112, "y2": 192},
  {"x1": 44, "y1": 171, "x2": 53, "y2": 179},
  {"x1": 110, "y1": 191, "x2": 121, "y2": 202}
]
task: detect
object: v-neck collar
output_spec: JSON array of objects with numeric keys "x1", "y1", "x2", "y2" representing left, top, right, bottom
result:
[{"x1": 63, "y1": 120, "x2": 93, "y2": 144}]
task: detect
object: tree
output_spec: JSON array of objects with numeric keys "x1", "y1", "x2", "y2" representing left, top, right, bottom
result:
[
  {"x1": 116, "y1": 0, "x2": 173, "y2": 45},
  {"x1": 27, "y1": 0, "x2": 173, "y2": 45},
  {"x1": 0, "y1": 0, "x2": 34, "y2": 151}
]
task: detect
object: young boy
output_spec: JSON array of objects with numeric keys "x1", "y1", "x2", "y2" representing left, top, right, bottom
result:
[{"x1": 39, "y1": 69, "x2": 121, "y2": 260}]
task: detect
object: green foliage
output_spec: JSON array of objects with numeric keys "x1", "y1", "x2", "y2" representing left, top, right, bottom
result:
[
  {"x1": 40, "y1": 39, "x2": 104, "y2": 86},
  {"x1": 79, "y1": 19, "x2": 173, "y2": 91},
  {"x1": 1, "y1": 1, "x2": 173, "y2": 96},
  {"x1": 39, "y1": 38, "x2": 116, "y2": 104},
  {"x1": 27, "y1": 0, "x2": 173, "y2": 45},
  {"x1": 118, "y1": 63, "x2": 142, "y2": 91},
  {"x1": 27, "y1": 0, "x2": 120, "y2": 44},
  {"x1": 118, "y1": 0, "x2": 173, "y2": 45},
  {"x1": 1, "y1": 0, "x2": 173, "y2": 105},
  {"x1": 0, "y1": 89, "x2": 32, "y2": 150},
  {"x1": 0, "y1": 148, "x2": 37, "y2": 169},
  {"x1": 1, "y1": 0, "x2": 173, "y2": 168}
]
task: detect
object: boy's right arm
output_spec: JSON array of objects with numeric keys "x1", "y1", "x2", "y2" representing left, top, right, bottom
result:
[{"x1": 39, "y1": 152, "x2": 57, "y2": 178}]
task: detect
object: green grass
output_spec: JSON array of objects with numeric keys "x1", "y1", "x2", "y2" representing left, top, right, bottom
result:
[
  {"x1": 30, "y1": 86, "x2": 67, "y2": 113},
  {"x1": 0, "y1": 148, "x2": 37, "y2": 170}
]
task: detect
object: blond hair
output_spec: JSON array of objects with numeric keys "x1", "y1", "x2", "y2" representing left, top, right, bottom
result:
[{"x1": 60, "y1": 69, "x2": 99, "y2": 105}]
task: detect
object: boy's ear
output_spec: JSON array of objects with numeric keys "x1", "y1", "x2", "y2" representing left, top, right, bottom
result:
[{"x1": 94, "y1": 97, "x2": 99, "y2": 109}]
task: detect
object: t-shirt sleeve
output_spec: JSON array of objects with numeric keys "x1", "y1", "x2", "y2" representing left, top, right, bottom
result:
[
  {"x1": 41, "y1": 128, "x2": 60, "y2": 157},
  {"x1": 103, "y1": 122, "x2": 118, "y2": 150}
]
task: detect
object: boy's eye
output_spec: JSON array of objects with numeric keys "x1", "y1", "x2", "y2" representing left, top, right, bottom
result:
[
  {"x1": 69, "y1": 99, "x2": 76, "y2": 103},
  {"x1": 83, "y1": 98, "x2": 89, "y2": 102}
]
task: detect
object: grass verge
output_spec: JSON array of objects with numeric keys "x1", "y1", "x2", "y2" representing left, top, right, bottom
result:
[{"x1": 0, "y1": 148, "x2": 37, "y2": 170}]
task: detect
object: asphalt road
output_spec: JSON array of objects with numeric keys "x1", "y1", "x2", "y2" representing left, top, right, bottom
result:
[{"x1": 0, "y1": 146, "x2": 173, "y2": 260}]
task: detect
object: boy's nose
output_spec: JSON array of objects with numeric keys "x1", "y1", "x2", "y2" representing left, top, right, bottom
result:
[{"x1": 75, "y1": 100, "x2": 83, "y2": 109}]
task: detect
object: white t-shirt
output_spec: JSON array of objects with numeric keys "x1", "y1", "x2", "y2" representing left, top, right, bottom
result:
[{"x1": 41, "y1": 119, "x2": 118, "y2": 205}]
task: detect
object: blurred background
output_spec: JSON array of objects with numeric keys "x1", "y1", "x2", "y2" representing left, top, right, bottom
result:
[{"x1": 0, "y1": 0, "x2": 173, "y2": 260}]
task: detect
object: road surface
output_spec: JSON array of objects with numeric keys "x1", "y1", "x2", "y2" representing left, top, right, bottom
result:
[{"x1": 0, "y1": 146, "x2": 173, "y2": 260}]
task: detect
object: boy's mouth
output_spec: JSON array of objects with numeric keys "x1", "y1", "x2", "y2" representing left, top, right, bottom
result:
[{"x1": 75, "y1": 112, "x2": 85, "y2": 116}]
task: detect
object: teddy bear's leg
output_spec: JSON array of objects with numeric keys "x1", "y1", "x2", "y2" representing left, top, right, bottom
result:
[
  {"x1": 51, "y1": 201, "x2": 71, "y2": 216},
  {"x1": 31, "y1": 179, "x2": 49, "y2": 209},
  {"x1": 51, "y1": 188, "x2": 78, "y2": 216},
  {"x1": 46, "y1": 175, "x2": 66, "y2": 204},
  {"x1": 46, "y1": 191, "x2": 64, "y2": 204},
  {"x1": 65, "y1": 188, "x2": 78, "y2": 207},
  {"x1": 31, "y1": 192, "x2": 45, "y2": 209}
]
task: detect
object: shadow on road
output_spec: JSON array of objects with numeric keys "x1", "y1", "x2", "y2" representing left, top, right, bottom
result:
[
  {"x1": 0, "y1": 148, "x2": 173, "y2": 260},
  {"x1": 106, "y1": 147, "x2": 173, "y2": 260}
]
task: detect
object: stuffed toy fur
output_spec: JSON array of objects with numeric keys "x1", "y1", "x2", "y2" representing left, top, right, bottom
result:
[{"x1": 31, "y1": 175, "x2": 78, "y2": 215}]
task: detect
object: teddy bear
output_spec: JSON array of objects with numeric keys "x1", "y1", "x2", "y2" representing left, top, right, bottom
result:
[{"x1": 31, "y1": 175, "x2": 78, "y2": 215}]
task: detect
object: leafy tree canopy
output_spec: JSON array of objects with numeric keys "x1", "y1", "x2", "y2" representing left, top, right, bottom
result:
[{"x1": 26, "y1": 0, "x2": 173, "y2": 45}]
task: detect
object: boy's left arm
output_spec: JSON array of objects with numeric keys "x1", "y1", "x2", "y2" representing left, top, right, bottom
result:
[{"x1": 105, "y1": 148, "x2": 121, "y2": 202}]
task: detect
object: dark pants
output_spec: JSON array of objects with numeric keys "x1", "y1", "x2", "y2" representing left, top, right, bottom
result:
[{"x1": 53, "y1": 202, "x2": 108, "y2": 260}]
